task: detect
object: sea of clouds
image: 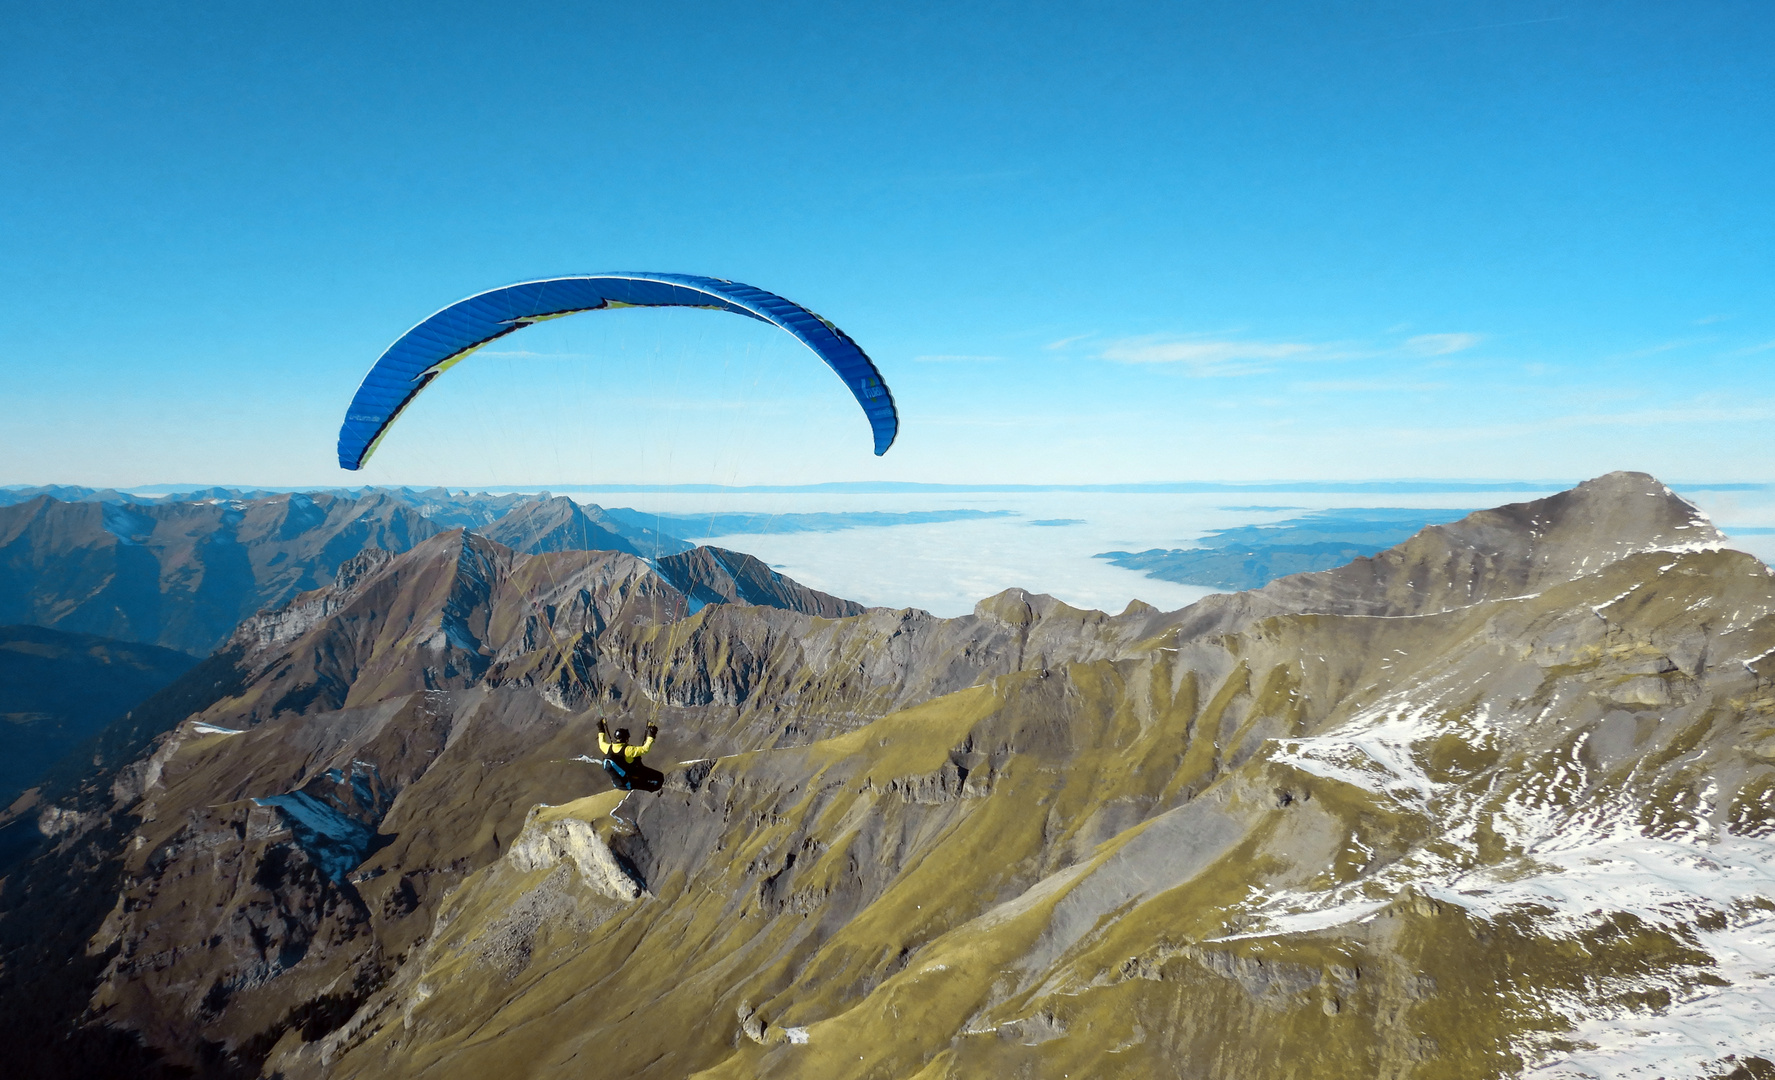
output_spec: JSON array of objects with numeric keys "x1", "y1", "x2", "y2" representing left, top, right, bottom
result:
[{"x1": 562, "y1": 487, "x2": 1775, "y2": 618}]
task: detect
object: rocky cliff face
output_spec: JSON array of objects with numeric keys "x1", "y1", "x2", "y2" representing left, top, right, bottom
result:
[{"x1": 2, "y1": 473, "x2": 1771, "y2": 1080}]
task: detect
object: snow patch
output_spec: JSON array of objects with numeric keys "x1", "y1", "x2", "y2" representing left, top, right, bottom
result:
[
  {"x1": 1468, "y1": 837, "x2": 1775, "y2": 1079},
  {"x1": 1591, "y1": 585, "x2": 1641, "y2": 615},
  {"x1": 100, "y1": 503, "x2": 154, "y2": 544},
  {"x1": 252, "y1": 791, "x2": 377, "y2": 882},
  {"x1": 189, "y1": 722, "x2": 243, "y2": 736},
  {"x1": 1212, "y1": 899, "x2": 1391, "y2": 940},
  {"x1": 1269, "y1": 694, "x2": 1456, "y2": 806}
]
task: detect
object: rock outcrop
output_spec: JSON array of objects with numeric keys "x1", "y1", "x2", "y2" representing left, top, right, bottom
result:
[{"x1": 505, "y1": 798, "x2": 645, "y2": 901}]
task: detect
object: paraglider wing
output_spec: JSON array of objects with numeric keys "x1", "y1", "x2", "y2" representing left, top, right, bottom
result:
[{"x1": 336, "y1": 273, "x2": 898, "y2": 469}]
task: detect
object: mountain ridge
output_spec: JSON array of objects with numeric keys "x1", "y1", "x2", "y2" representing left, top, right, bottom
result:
[{"x1": 0, "y1": 490, "x2": 696, "y2": 655}]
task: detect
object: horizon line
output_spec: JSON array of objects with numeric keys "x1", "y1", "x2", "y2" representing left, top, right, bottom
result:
[{"x1": 6, "y1": 478, "x2": 1769, "y2": 496}]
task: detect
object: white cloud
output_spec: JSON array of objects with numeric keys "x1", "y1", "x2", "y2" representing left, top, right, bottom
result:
[
  {"x1": 1092, "y1": 328, "x2": 1487, "y2": 375},
  {"x1": 1403, "y1": 333, "x2": 1482, "y2": 356},
  {"x1": 1099, "y1": 337, "x2": 1316, "y2": 377},
  {"x1": 1292, "y1": 380, "x2": 1448, "y2": 393},
  {"x1": 1042, "y1": 333, "x2": 1096, "y2": 351}
]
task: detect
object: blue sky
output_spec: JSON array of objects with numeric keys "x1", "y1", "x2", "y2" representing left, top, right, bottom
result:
[{"x1": 3, "y1": 0, "x2": 1772, "y2": 487}]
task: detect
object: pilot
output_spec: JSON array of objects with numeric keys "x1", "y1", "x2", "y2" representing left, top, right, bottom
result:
[{"x1": 597, "y1": 718, "x2": 663, "y2": 792}]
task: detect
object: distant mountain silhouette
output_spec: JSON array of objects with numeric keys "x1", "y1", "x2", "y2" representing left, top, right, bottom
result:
[
  {"x1": 609, "y1": 507, "x2": 1015, "y2": 536},
  {"x1": 0, "y1": 490, "x2": 691, "y2": 655},
  {"x1": 1097, "y1": 507, "x2": 1480, "y2": 590}
]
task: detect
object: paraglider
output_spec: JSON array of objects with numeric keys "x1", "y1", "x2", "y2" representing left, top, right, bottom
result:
[
  {"x1": 336, "y1": 273, "x2": 898, "y2": 469},
  {"x1": 597, "y1": 718, "x2": 663, "y2": 793}
]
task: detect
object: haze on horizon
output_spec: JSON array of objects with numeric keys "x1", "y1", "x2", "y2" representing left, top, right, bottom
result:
[{"x1": 3, "y1": 0, "x2": 1772, "y2": 488}]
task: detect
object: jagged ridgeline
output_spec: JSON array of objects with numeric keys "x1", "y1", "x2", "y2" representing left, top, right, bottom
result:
[{"x1": 2, "y1": 473, "x2": 1773, "y2": 1079}]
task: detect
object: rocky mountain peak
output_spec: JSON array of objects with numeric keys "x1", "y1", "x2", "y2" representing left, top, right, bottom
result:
[
  {"x1": 654, "y1": 546, "x2": 866, "y2": 618},
  {"x1": 208, "y1": 527, "x2": 896, "y2": 730},
  {"x1": 479, "y1": 496, "x2": 642, "y2": 557},
  {"x1": 972, "y1": 586, "x2": 1111, "y2": 626},
  {"x1": 1256, "y1": 470, "x2": 1723, "y2": 618}
]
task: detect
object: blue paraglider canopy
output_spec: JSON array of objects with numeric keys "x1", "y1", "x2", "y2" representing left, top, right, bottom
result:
[{"x1": 337, "y1": 273, "x2": 898, "y2": 469}]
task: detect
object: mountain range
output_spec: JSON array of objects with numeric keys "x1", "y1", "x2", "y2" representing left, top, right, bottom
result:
[
  {"x1": 1096, "y1": 507, "x2": 1480, "y2": 590},
  {"x1": 1, "y1": 471, "x2": 1770, "y2": 1079},
  {"x1": 0, "y1": 489, "x2": 689, "y2": 656}
]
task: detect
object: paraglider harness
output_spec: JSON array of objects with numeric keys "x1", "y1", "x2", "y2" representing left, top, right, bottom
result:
[{"x1": 598, "y1": 719, "x2": 664, "y2": 792}]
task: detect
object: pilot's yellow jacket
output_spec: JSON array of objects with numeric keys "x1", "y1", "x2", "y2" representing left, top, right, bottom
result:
[{"x1": 598, "y1": 731, "x2": 654, "y2": 763}]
